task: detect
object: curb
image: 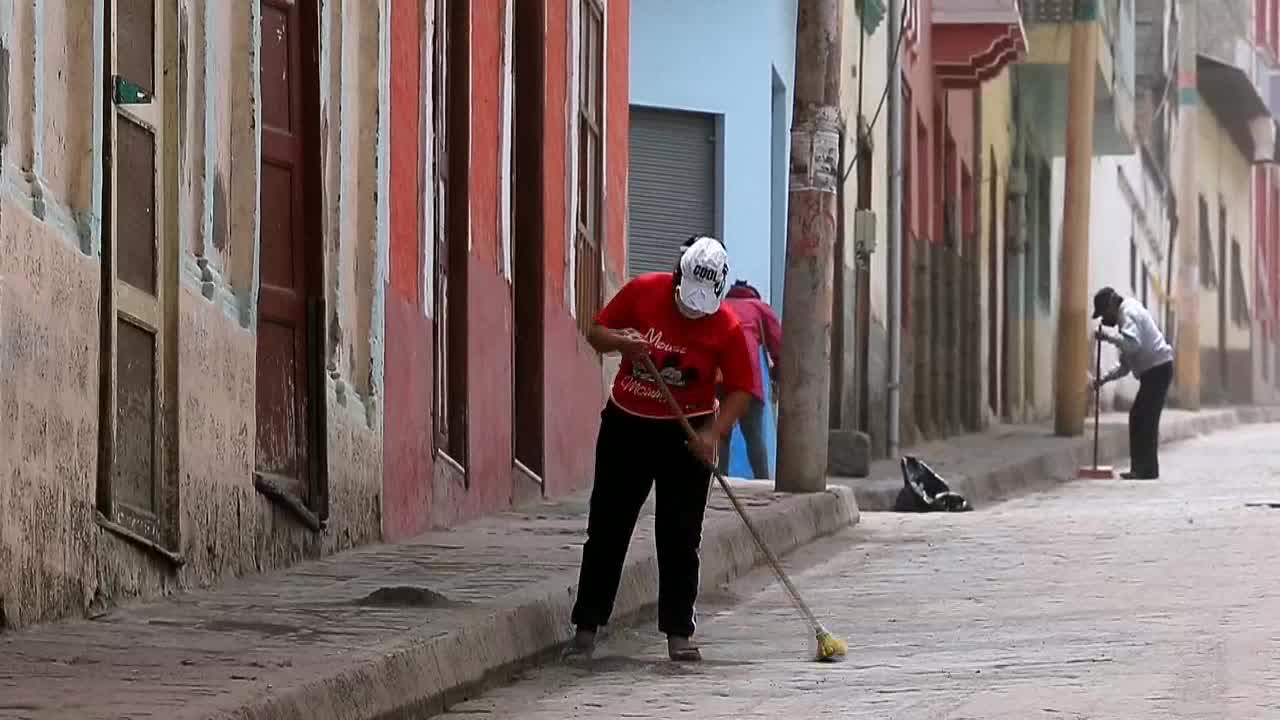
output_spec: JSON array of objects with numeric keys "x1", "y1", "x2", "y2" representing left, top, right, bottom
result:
[
  {"x1": 220, "y1": 486, "x2": 860, "y2": 720},
  {"x1": 852, "y1": 406, "x2": 1280, "y2": 511}
]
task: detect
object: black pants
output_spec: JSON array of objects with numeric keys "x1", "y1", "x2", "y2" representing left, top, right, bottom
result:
[
  {"x1": 1130, "y1": 361, "x2": 1173, "y2": 478},
  {"x1": 717, "y1": 396, "x2": 770, "y2": 479},
  {"x1": 571, "y1": 403, "x2": 713, "y2": 638}
]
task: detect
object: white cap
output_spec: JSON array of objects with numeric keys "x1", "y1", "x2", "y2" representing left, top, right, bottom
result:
[{"x1": 676, "y1": 236, "x2": 729, "y2": 315}]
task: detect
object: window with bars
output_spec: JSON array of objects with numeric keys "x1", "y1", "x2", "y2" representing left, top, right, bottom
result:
[{"x1": 574, "y1": 0, "x2": 604, "y2": 337}]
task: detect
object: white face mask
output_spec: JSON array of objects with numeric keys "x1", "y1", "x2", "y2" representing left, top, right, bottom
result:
[{"x1": 674, "y1": 289, "x2": 706, "y2": 319}]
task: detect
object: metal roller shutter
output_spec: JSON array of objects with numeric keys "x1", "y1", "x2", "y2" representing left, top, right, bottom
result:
[{"x1": 627, "y1": 107, "x2": 716, "y2": 278}]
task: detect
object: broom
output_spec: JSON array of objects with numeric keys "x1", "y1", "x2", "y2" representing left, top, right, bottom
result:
[
  {"x1": 1079, "y1": 331, "x2": 1116, "y2": 480},
  {"x1": 638, "y1": 354, "x2": 848, "y2": 663}
]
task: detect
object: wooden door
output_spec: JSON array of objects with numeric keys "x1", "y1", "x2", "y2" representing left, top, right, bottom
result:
[
  {"x1": 100, "y1": 0, "x2": 177, "y2": 543},
  {"x1": 256, "y1": 0, "x2": 322, "y2": 502}
]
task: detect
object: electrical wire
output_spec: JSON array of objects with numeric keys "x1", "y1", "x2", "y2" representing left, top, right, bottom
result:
[{"x1": 842, "y1": 3, "x2": 910, "y2": 184}]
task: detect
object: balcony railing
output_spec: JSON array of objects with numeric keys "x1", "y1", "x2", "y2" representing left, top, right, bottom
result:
[{"x1": 1021, "y1": 0, "x2": 1090, "y2": 24}]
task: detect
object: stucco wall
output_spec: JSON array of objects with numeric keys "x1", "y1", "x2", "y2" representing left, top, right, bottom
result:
[
  {"x1": 1, "y1": 0, "x2": 386, "y2": 629},
  {"x1": 1086, "y1": 154, "x2": 1172, "y2": 409},
  {"x1": 629, "y1": 0, "x2": 797, "y2": 305},
  {"x1": 836, "y1": 9, "x2": 891, "y2": 453},
  {"x1": 1194, "y1": 104, "x2": 1255, "y2": 403},
  {"x1": 1195, "y1": 106, "x2": 1254, "y2": 354},
  {"x1": 381, "y1": 0, "x2": 626, "y2": 535}
]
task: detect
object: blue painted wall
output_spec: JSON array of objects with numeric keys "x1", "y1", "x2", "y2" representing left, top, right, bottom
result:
[
  {"x1": 630, "y1": 0, "x2": 798, "y2": 307},
  {"x1": 727, "y1": 348, "x2": 779, "y2": 479}
]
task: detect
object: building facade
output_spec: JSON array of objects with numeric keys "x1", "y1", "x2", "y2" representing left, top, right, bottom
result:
[
  {"x1": 1015, "y1": 0, "x2": 1136, "y2": 423},
  {"x1": 1, "y1": 0, "x2": 386, "y2": 628},
  {"x1": 626, "y1": 0, "x2": 796, "y2": 476},
  {"x1": 1250, "y1": 0, "x2": 1280, "y2": 403},
  {"x1": 381, "y1": 0, "x2": 629, "y2": 539},
  {"x1": 627, "y1": 0, "x2": 797, "y2": 304},
  {"x1": 1194, "y1": 55, "x2": 1266, "y2": 404},
  {"x1": 1084, "y1": 0, "x2": 1177, "y2": 411},
  {"x1": 0, "y1": 0, "x2": 629, "y2": 629},
  {"x1": 899, "y1": 0, "x2": 1027, "y2": 444},
  {"x1": 1178, "y1": 0, "x2": 1279, "y2": 406}
]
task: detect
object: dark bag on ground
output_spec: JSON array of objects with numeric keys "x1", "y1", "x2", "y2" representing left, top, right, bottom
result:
[{"x1": 894, "y1": 456, "x2": 973, "y2": 512}]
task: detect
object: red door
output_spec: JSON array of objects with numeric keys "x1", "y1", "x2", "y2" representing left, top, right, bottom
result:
[{"x1": 256, "y1": 0, "x2": 322, "y2": 502}]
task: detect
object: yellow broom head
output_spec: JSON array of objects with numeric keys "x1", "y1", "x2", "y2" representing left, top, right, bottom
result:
[{"x1": 815, "y1": 630, "x2": 847, "y2": 663}]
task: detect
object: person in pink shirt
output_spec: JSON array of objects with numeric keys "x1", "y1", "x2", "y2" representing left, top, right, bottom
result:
[{"x1": 717, "y1": 280, "x2": 782, "y2": 479}]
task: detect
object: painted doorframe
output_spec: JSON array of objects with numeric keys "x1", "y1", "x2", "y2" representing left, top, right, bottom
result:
[
  {"x1": 512, "y1": 0, "x2": 546, "y2": 483},
  {"x1": 96, "y1": 0, "x2": 183, "y2": 563},
  {"x1": 253, "y1": 0, "x2": 328, "y2": 526}
]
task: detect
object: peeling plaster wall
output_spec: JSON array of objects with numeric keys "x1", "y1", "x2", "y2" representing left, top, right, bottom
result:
[
  {"x1": 837, "y1": 10, "x2": 891, "y2": 456},
  {"x1": 39, "y1": 1, "x2": 94, "y2": 215},
  {"x1": 1195, "y1": 104, "x2": 1255, "y2": 405},
  {"x1": 0, "y1": 206, "x2": 102, "y2": 627},
  {"x1": 1, "y1": 0, "x2": 387, "y2": 630}
]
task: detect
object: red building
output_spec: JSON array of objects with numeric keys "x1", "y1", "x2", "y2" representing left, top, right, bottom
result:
[
  {"x1": 1252, "y1": 0, "x2": 1280, "y2": 397},
  {"x1": 898, "y1": 0, "x2": 1026, "y2": 441},
  {"x1": 382, "y1": 0, "x2": 630, "y2": 538}
]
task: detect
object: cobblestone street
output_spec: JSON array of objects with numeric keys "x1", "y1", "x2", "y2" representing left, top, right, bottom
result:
[{"x1": 438, "y1": 425, "x2": 1280, "y2": 719}]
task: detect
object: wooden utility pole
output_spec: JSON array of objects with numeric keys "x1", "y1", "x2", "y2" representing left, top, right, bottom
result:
[
  {"x1": 1053, "y1": 3, "x2": 1099, "y2": 437},
  {"x1": 1173, "y1": 0, "x2": 1200, "y2": 409},
  {"x1": 777, "y1": 0, "x2": 844, "y2": 493}
]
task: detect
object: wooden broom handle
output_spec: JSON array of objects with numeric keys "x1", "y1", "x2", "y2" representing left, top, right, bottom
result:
[{"x1": 637, "y1": 354, "x2": 703, "y2": 444}]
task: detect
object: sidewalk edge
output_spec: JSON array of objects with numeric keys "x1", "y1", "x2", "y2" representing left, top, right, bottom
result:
[
  {"x1": 220, "y1": 486, "x2": 859, "y2": 720},
  {"x1": 854, "y1": 406, "x2": 1280, "y2": 511}
]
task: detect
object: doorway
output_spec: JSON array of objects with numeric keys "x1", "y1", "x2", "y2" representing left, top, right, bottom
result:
[
  {"x1": 987, "y1": 149, "x2": 1000, "y2": 416},
  {"x1": 255, "y1": 0, "x2": 325, "y2": 511},
  {"x1": 627, "y1": 107, "x2": 717, "y2": 277},
  {"x1": 98, "y1": 0, "x2": 180, "y2": 550},
  {"x1": 512, "y1": 0, "x2": 545, "y2": 481},
  {"x1": 1217, "y1": 200, "x2": 1228, "y2": 394}
]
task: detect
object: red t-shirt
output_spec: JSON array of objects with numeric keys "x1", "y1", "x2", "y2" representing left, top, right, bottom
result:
[{"x1": 595, "y1": 273, "x2": 755, "y2": 419}]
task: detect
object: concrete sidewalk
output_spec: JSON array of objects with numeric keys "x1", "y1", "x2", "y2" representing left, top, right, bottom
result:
[
  {"x1": 837, "y1": 405, "x2": 1280, "y2": 510},
  {"x1": 0, "y1": 482, "x2": 856, "y2": 720},
  {"x1": 1, "y1": 405, "x2": 1275, "y2": 720}
]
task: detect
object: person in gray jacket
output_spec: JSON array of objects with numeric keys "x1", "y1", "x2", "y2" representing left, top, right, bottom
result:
[{"x1": 1088, "y1": 287, "x2": 1175, "y2": 480}]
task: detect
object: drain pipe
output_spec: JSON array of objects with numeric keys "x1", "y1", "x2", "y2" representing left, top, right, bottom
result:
[{"x1": 886, "y1": 0, "x2": 904, "y2": 458}]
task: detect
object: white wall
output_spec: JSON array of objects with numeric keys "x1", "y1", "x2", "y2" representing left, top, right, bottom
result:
[{"x1": 1085, "y1": 155, "x2": 1172, "y2": 407}]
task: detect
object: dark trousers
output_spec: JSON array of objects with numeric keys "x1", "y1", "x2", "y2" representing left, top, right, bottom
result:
[
  {"x1": 717, "y1": 396, "x2": 770, "y2": 479},
  {"x1": 571, "y1": 403, "x2": 713, "y2": 638},
  {"x1": 1130, "y1": 361, "x2": 1173, "y2": 477}
]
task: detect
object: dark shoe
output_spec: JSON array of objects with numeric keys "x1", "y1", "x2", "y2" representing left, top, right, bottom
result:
[
  {"x1": 562, "y1": 628, "x2": 596, "y2": 661},
  {"x1": 1120, "y1": 470, "x2": 1158, "y2": 480},
  {"x1": 667, "y1": 635, "x2": 703, "y2": 662}
]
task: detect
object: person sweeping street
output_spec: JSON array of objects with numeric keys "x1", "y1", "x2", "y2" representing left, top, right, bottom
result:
[
  {"x1": 565, "y1": 235, "x2": 756, "y2": 663},
  {"x1": 717, "y1": 280, "x2": 782, "y2": 480},
  {"x1": 1088, "y1": 286, "x2": 1174, "y2": 480}
]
